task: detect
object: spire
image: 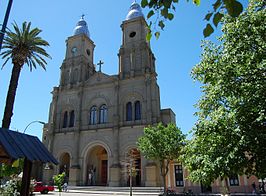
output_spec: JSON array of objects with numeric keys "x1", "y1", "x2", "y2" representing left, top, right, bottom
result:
[
  {"x1": 73, "y1": 15, "x2": 90, "y2": 38},
  {"x1": 126, "y1": 1, "x2": 144, "y2": 20}
]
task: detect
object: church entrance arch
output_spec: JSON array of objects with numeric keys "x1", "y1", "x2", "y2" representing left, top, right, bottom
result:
[
  {"x1": 85, "y1": 145, "x2": 108, "y2": 186},
  {"x1": 59, "y1": 152, "x2": 70, "y2": 179}
]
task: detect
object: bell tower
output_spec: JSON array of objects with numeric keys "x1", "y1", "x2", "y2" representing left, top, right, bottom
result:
[
  {"x1": 60, "y1": 16, "x2": 96, "y2": 86},
  {"x1": 119, "y1": 2, "x2": 156, "y2": 79}
]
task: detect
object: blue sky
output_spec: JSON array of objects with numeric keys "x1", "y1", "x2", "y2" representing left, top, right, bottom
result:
[{"x1": 0, "y1": 0, "x2": 221, "y2": 139}]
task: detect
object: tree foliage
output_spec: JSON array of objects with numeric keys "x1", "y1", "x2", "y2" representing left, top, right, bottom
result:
[
  {"x1": 137, "y1": 123, "x2": 185, "y2": 195},
  {"x1": 53, "y1": 172, "x2": 66, "y2": 192},
  {"x1": 0, "y1": 21, "x2": 51, "y2": 129},
  {"x1": 141, "y1": 0, "x2": 244, "y2": 38},
  {"x1": 182, "y1": 0, "x2": 266, "y2": 185},
  {"x1": 0, "y1": 159, "x2": 24, "y2": 179}
]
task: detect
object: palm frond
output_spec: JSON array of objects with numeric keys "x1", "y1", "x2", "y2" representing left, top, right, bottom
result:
[
  {"x1": 32, "y1": 46, "x2": 51, "y2": 58},
  {"x1": 31, "y1": 54, "x2": 46, "y2": 70},
  {"x1": 0, "y1": 21, "x2": 51, "y2": 70},
  {"x1": 12, "y1": 21, "x2": 21, "y2": 38},
  {"x1": 1, "y1": 57, "x2": 11, "y2": 69},
  {"x1": 34, "y1": 52, "x2": 49, "y2": 65},
  {"x1": 1, "y1": 50, "x2": 12, "y2": 59},
  {"x1": 29, "y1": 27, "x2": 42, "y2": 38}
]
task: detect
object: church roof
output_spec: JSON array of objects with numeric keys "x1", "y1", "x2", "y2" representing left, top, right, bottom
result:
[
  {"x1": 73, "y1": 15, "x2": 90, "y2": 38},
  {"x1": 126, "y1": 1, "x2": 144, "y2": 20}
]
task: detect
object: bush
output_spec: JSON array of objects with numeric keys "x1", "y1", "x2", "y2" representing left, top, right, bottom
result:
[
  {"x1": 0, "y1": 175, "x2": 21, "y2": 195},
  {"x1": 53, "y1": 172, "x2": 65, "y2": 192}
]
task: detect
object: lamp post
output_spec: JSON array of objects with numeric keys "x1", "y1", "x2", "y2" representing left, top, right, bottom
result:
[
  {"x1": 23, "y1": 120, "x2": 45, "y2": 133},
  {"x1": 0, "y1": 0, "x2": 14, "y2": 53}
]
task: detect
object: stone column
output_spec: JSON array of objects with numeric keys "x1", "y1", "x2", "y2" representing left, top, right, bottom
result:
[
  {"x1": 109, "y1": 164, "x2": 121, "y2": 186},
  {"x1": 69, "y1": 165, "x2": 81, "y2": 185},
  {"x1": 109, "y1": 127, "x2": 121, "y2": 186},
  {"x1": 42, "y1": 164, "x2": 55, "y2": 185},
  {"x1": 109, "y1": 83, "x2": 121, "y2": 186},
  {"x1": 145, "y1": 74, "x2": 152, "y2": 124},
  {"x1": 145, "y1": 162, "x2": 157, "y2": 186},
  {"x1": 68, "y1": 132, "x2": 81, "y2": 185}
]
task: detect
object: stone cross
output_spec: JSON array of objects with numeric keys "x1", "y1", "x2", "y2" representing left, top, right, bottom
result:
[{"x1": 97, "y1": 60, "x2": 104, "y2": 72}]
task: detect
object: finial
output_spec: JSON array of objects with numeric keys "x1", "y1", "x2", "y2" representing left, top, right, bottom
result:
[
  {"x1": 126, "y1": 0, "x2": 144, "y2": 20},
  {"x1": 73, "y1": 14, "x2": 90, "y2": 37}
]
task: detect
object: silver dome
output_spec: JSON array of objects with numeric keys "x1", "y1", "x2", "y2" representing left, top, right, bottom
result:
[
  {"x1": 73, "y1": 15, "x2": 90, "y2": 38},
  {"x1": 126, "y1": 1, "x2": 144, "y2": 20}
]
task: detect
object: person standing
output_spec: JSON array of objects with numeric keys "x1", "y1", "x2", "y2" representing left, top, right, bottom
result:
[
  {"x1": 252, "y1": 182, "x2": 256, "y2": 194},
  {"x1": 88, "y1": 170, "x2": 92, "y2": 185}
]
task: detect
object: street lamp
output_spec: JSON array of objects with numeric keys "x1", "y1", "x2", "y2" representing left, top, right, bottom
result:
[
  {"x1": 23, "y1": 120, "x2": 46, "y2": 133},
  {"x1": 0, "y1": 0, "x2": 14, "y2": 53}
]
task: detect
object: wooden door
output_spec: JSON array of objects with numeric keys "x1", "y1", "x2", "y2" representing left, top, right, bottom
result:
[{"x1": 101, "y1": 160, "x2": 108, "y2": 185}]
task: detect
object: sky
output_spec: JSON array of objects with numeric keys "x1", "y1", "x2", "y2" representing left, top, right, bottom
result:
[{"x1": 0, "y1": 0, "x2": 221, "y2": 139}]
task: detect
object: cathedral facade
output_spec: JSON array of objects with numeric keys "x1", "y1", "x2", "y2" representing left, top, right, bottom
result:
[{"x1": 42, "y1": 2, "x2": 175, "y2": 186}]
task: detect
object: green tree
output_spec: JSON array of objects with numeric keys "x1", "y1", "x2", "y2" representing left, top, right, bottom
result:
[
  {"x1": 0, "y1": 159, "x2": 24, "y2": 179},
  {"x1": 0, "y1": 21, "x2": 51, "y2": 129},
  {"x1": 53, "y1": 172, "x2": 65, "y2": 192},
  {"x1": 137, "y1": 123, "x2": 185, "y2": 195},
  {"x1": 141, "y1": 0, "x2": 245, "y2": 38},
  {"x1": 182, "y1": 0, "x2": 266, "y2": 187}
]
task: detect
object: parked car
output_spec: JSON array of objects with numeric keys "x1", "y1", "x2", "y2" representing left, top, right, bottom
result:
[{"x1": 34, "y1": 182, "x2": 54, "y2": 194}]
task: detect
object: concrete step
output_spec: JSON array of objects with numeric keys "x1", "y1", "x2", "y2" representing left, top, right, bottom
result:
[{"x1": 68, "y1": 186, "x2": 162, "y2": 192}]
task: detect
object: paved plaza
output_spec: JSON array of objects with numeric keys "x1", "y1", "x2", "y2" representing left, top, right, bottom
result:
[
  {"x1": 32, "y1": 186, "x2": 266, "y2": 196},
  {"x1": 33, "y1": 186, "x2": 162, "y2": 196}
]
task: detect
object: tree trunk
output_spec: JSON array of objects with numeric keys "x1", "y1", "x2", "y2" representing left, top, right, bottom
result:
[
  {"x1": 224, "y1": 177, "x2": 230, "y2": 195},
  {"x1": 2, "y1": 63, "x2": 22, "y2": 129},
  {"x1": 20, "y1": 158, "x2": 32, "y2": 196},
  {"x1": 160, "y1": 160, "x2": 170, "y2": 196}
]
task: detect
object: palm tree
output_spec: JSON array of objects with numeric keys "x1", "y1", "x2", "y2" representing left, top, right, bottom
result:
[{"x1": 0, "y1": 21, "x2": 51, "y2": 129}]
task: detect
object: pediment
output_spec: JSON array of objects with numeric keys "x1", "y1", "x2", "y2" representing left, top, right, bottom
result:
[{"x1": 85, "y1": 72, "x2": 117, "y2": 86}]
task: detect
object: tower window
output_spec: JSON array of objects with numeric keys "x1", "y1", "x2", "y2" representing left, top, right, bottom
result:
[
  {"x1": 99, "y1": 104, "x2": 108, "y2": 124},
  {"x1": 135, "y1": 101, "x2": 141, "y2": 120},
  {"x1": 129, "y1": 31, "x2": 136, "y2": 38},
  {"x1": 126, "y1": 102, "x2": 132, "y2": 121},
  {"x1": 90, "y1": 106, "x2": 97, "y2": 125},
  {"x1": 63, "y1": 111, "x2": 68, "y2": 128},
  {"x1": 69, "y1": 110, "x2": 75, "y2": 127},
  {"x1": 86, "y1": 49, "x2": 90, "y2": 56}
]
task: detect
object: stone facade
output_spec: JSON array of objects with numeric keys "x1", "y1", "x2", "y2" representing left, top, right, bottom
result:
[
  {"x1": 42, "y1": 3, "x2": 175, "y2": 187},
  {"x1": 41, "y1": 3, "x2": 263, "y2": 193},
  {"x1": 166, "y1": 161, "x2": 261, "y2": 194}
]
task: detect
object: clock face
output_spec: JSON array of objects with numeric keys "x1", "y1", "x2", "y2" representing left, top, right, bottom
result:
[{"x1": 71, "y1": 47, "x2": 77, "y2": 54}]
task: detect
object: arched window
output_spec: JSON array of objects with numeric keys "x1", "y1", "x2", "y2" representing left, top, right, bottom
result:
[
  {"x1": 63, "y1": 111, "x2": 68, "y2": 128},
  {"x1": 135, "y1": 101, "x2": 141, "y2": 120},
  {"x1": 99, "y1": 104, "x2": 108, "y2": 124},
  {"x1": 126, "y1": 102, "x2": 132, "y2": 121},
  {"x1": 69, "y1": 110, "x2": 75, "y2": 127},
  {"x1": 90, "y1": 106, "x2": 97, "y2": 125}
]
